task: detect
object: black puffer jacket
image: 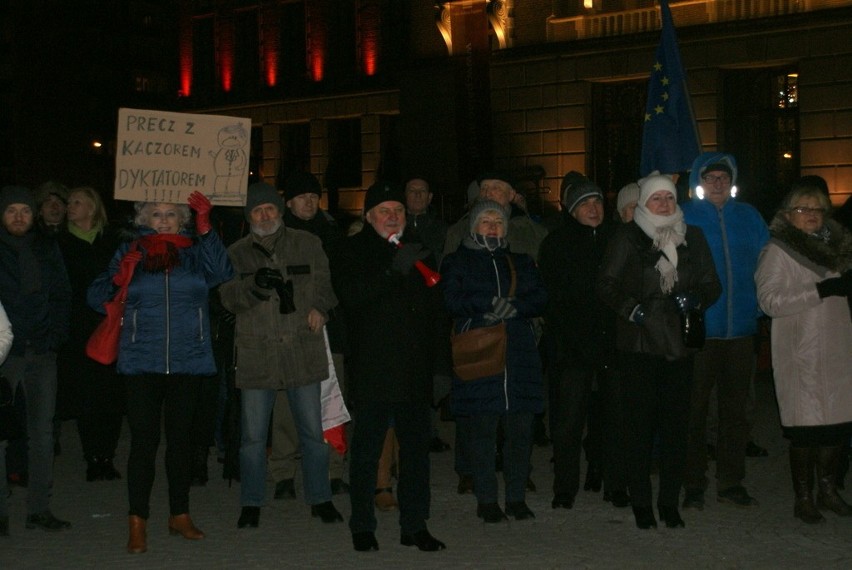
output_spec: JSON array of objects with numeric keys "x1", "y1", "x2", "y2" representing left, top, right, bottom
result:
[{"x1": 597, "y1": 222, "x2": 721, "y2": 361}]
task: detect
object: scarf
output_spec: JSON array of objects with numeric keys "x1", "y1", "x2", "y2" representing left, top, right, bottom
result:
[
  {"x1": 463, "y1": 233, "x2": 508, "y2": 252},
  {"x1": 138, "y1": 233, "x2": 193, "y2": 273},
  {"x1": 68, "y1": 222, "x2": 101, "y2": 245},
  {"x1": 769, "y1": 215, "x2": 852, "y2": 274},
  {"x1": 633, "y1": 205, "x2": 687, "y2": 294}
]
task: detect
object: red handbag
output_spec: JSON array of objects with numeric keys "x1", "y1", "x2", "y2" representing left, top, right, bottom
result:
[{"x1": 86, "y1": 243, "x2": 139, "y2": 365}]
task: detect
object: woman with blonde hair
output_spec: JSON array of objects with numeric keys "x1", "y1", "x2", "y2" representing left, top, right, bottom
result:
[
  {"x1": 57, "y1": 187, "x2": 126, "y2": 482},
  {"x1": 89, "y1": 192, "x2": 233, "y2": 553},
  {"x1": 755, "y1": 185, "x2": 852, "y2": 524}
]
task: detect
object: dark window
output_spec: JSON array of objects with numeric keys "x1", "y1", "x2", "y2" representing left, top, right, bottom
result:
[
  {"x1": 590, "y1": 80, "x2": 646, "y2": 206},
  {"x1": 327, "y1": 118, "x2": 362, "y2": 188},
  {"x1": 192, "y1": 16, "x2": 215, "y2": 99},
  {"x1": 722, "y1": 67, "x2": 799, "y2": 218},
  {"x1": 280, "y1": 3, "x2": 307, "y2": 89},
  {"x1": 277, "y1": 123, "x2": 311, "y2": 183},
  {"x1": 234, "y1": 10, "x2": 260, "y2": 97}
]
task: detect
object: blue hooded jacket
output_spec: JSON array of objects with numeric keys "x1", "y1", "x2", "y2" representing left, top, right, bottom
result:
[{"x1": 681, "y1": 152, "x2": 769, "y2": 338}]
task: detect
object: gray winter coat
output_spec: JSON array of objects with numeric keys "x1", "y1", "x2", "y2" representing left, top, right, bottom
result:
[{"x1": 219, "y1": 225, "x2": 337, "y2": 390}]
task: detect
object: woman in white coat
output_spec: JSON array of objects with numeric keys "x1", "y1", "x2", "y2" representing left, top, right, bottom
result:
[
  {"x1": 0, "y1": 301, "x2": 14, "y2": 536},
  {"x1": 755, "y1": 185, "x2": 852, "y2": 524}
]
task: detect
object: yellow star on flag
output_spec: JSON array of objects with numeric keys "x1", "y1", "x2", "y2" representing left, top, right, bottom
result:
[{"x1": 655, "y1": 105, "x2": 664, "y2": 115}]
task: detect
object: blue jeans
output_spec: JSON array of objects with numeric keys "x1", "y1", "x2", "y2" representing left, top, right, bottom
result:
[
  {"x1": 470, "y1": 412, "x2": 533, "y2": 505},
  {"x1": 0, "y1": 349, "x2": 58, "y2": 515},
  {"x1": 240, "y1": 382, "x2": 330, "y2": 506}
]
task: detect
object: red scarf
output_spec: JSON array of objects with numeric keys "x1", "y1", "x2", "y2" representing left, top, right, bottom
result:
[{"x1": 138, "y1": 233, "x2": 193, "y2": 273}]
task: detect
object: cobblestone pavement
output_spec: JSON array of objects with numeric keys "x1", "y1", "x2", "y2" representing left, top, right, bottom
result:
[{"x1": 1, "y1": 374, "x2": 850, "y2": 569}]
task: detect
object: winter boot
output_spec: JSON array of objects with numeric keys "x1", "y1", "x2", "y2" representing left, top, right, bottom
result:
[
  {"x1": 790, "y1": 446, "x2": 824, "y2": 524},
  {"x1": 816, "y1": 446, "x2": 852, "y2": 516}
]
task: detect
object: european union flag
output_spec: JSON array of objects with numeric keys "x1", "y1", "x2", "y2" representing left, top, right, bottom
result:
[{"x1": 640, "y1": 0, "x2": 701, "y2": 177}]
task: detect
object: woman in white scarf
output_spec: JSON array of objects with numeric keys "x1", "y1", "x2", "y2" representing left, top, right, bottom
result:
[
  {"x1": 598, "y1": 172, "x2": 720, "y2": 532},
  {"x1": 632, "y1": 173, "x2": 687, "y2": 295}
]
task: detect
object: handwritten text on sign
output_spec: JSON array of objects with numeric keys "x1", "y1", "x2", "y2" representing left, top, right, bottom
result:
[{"x1": 115, "y1": 108, "x2": 251, "y2": 205}]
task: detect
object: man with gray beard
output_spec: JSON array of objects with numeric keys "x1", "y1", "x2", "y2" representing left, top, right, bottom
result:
[{"x1": 219, "y1": 182, "x2": 342, "y2": 529}]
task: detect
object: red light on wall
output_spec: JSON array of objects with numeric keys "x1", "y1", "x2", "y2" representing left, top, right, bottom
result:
[
  {"x1": 178, "y1": 12, "x2": 193, "y2": 97},
  {"x1": 359, "y1": 3, "x2": 380, "y2": 77},
  {"x1": 179, "y1": 51, "x2": 192, "y2": 96},
  {"x1": 311, "y1": 50, "x2": 325, "y2": 82},
  {"x1": 362, "y1": 36, "x2": 377, "y2": 76},
  {"x1": 265, "y1": 50, "x2": 278, "y2": 87},
  {"x1": 219, "y1": 18, "x2": 235, "y2": 92}
]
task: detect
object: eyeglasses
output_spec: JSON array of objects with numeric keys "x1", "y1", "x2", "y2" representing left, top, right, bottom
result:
[
  {"x1": 790, "y1": 206, "x2": 826, "y2": 216},
  {"x1": 702, "y1": 174, "x2": 731, "y2": 184}
]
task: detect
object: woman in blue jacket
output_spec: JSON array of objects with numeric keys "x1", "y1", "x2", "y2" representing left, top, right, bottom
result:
[
  {"x1": 441, "y1": 199, "x2": 547, "y2": 524},
  {"x1": 88, "y1": 192, "x2": 233, "y2": 554}
]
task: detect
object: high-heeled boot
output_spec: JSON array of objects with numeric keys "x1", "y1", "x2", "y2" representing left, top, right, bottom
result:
[
  {"x1": 816, "y1": 446, "x2": 852, "y2": 516},
  {"x1": 127, "y1": 515, "x2": 147, "y2": 553},
  {"x1": 168, "y1": 513, "x2": 205, "y2": 539},
  {"x1": 375, "y1": 428, "x2": 399, "y2": 512},
  {"x1": 790, "y1": 446, "x2": 824, "y2": 524}
]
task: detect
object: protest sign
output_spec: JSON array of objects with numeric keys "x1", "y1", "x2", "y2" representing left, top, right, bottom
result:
[{"x1": 115, "y1": 108, "x2": 251, "y2": 205}]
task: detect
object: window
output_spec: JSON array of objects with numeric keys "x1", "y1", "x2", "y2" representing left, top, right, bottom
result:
[{"x1": 723, "y1": 67, "x2": 799, "y2": 217}]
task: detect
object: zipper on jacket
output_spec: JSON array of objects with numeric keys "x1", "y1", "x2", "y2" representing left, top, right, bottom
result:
[
  {"x1": 198, "y1": 307, "x2": 204, "y2": 342},
  {"x1": 165, "y1": 271, "x2": 170, "y2": 375},
  {"x1": 490, "y1": 254, "x2": 509, "y2": 410},
  {"x1": 718, "y1": 208, "x2": 734, "y2": 336},
  {"x1": 131, "y1": 310, "x2": 137, "y2": 343}
]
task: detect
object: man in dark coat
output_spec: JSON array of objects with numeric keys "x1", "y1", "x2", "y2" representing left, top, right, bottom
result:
[
  {"x1": 0, "y1": 185, "x2": 72, "y2": 532},
  {"x1": 538, "y1": 173, "x2": 628, "y2": 510},
  {"x1": 331, "y1": 181, "x2": 446, "y2": 552}
]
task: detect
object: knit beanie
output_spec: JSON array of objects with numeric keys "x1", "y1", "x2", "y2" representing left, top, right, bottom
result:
[
  {"x1": 616, "y1": 182, "x2": 640, "y2": 215},
  {"x1": 560, "y1": 172, "x2": 603, "y2": 213},
  {"x1": 244, "y1": 182, "x2": 284, "y2": 220},
  {"x1": 35, "y1": 181, "x2": 69, "y2": 206},
  {"x1": 282, "y1": 171, "x2": 322, "y2": 202},
  {"x1": 363, "y1": 181, "x2": 405, "y2": 214},
  {"x1": 0, "y1": 185, "x2": 36, "y2": 213},
  {"x1": 469, "y1": 199, "x2": 509, "y2": 235},
  {"x1": 638, "y1": 173, "x2": 677, "y2": 207}
]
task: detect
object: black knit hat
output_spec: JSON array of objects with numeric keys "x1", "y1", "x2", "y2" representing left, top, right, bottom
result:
[
  {"x1": 363, "y1": 181, "x2": 405, "y2": 214},
  {"x1": 0, "y1": 185, "x2": 36, "y2": 213},
  {"x1": 244, "y1": 182, "x2": 284, "y2": 220},
  {"x1": 282, "y1": 171, "x2": 322, "y2": 202},
  {"x1": 560, "y1": 172, "x2": 602, "y2": 213}
]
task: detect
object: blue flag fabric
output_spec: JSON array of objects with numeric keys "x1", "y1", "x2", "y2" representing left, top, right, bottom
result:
[{"x1": 640, "y1": 0, "x2": 700, "y2": 177}]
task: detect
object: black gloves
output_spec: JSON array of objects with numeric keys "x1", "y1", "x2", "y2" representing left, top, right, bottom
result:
[
  {"x1": 391, "y1": 243, "x2": 429, "y2": 275},
  {"x1": 816, "y1": 271, "x2": 852, "y2": 298},
  {"x1": 255, "y1": 267, "x2": 284, "y2": 289},
  {"x1": 254, "y1": 267, "x2": 295, "y2": 314}
]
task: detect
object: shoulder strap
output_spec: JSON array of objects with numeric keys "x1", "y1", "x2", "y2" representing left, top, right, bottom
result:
[{"x1": 505, "y1": 254, "x2": 517, "y2": 297}]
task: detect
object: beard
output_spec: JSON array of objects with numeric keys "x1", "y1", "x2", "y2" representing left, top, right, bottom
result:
[{"x1": 251, "y1": 218, "x2": 283, "y2": 237}]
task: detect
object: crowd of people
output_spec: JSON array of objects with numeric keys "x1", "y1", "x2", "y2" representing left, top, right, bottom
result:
[{"x1": 0, "y1": 154, "x2": 850, "y2": 551}]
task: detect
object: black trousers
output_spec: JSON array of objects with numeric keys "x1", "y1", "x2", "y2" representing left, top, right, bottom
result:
[
  {"x1": 619, "y1": 352, "x2": 692, "y2": 509},
  {"x1": 348, "y1": 400, "x2": 431, "y2": 536},
  {"x1": 549, "y1": 365, "x2": 594, "y2": 498},
  {"x1": 126, "y1": 374, "x2": 201, "y2": 519},
  {"x1": 75, "y1": 356, "x2": 125, "y2": 460}
]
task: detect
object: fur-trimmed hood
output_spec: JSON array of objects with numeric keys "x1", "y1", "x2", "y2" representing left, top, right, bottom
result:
[{"x1": 769, "y1": 214, "x2": 852, "y2": 274}]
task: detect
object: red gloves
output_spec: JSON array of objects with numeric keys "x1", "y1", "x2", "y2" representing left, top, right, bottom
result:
[
  {"x1": 113, "y1": 250, "x2": 143, "y2": 287},
  {"x1": 188, "y1": 191, "x2": 212, "y2": 235}
]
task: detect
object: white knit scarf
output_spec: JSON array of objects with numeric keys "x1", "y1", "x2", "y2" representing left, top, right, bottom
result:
[{"x1": 633, "y1": 205, "x2": 687, "y2": 294}]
